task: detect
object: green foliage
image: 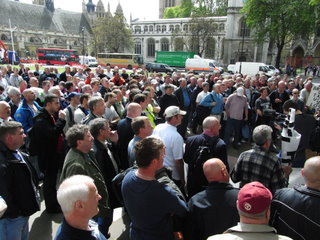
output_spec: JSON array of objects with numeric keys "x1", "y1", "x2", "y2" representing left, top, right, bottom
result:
[
  {"x1": 91, "y1": 10, "x2": 133, "y2": 54},
  {"x1": 242, "y1": 0, "x2": 318, "y2": 67},
  {"x1": 164, "y1": 0, "x2": 227, "y2": 18}
]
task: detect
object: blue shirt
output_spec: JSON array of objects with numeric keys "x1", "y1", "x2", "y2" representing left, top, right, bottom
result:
[{"x1": 200, "y1": 92, "x2": 224, "y2": 114}]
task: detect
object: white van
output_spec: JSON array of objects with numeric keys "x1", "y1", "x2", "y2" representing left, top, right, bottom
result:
[
  {"x1": 234, "y1": 62, "x2": 274, "y2": 76},
  {"x1": 185, "y1": 58, "x2": 223, "y2": 74},
  {"x1": 79, "y1": 56, "x2": 98, "y2": 67}
]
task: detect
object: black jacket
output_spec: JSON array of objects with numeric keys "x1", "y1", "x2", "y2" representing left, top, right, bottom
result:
[
  {"x1": 117, "y1": 117, "x2": 134, "y2": 170},
  {"x1": 271, "y1": 185, "x2": 320, "y2": 240},
  {"x1": 175, "y1": 87, "x2": 192, "y2": 110},
  {"x1": 31, "y1": 108, "x2": 66, "y2": 171},
  {"x1": 186, "y1": 182, "x2": 239, "y2": 240},
  {"x1": 0, "y1": 142, "x2": 39, "y2": 218},
  {"x1": 92, "y1": 139, "x2": 120, "y2": 208},
  {"x1": 184, "y1": 134, "x2": 229, "y2": 198}
]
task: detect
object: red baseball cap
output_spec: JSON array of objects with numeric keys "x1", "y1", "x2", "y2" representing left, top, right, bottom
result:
[{"x1": 238, "y1": 182, "x2": 272, "y2": 214}]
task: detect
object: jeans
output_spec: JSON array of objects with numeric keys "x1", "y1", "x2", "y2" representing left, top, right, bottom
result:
[
  {"x1": 0, "y1": 216, "x2": 29, "y2": 240},
  {"x1": 224, "y1": 118, "x2": 242, "y2": 145}
]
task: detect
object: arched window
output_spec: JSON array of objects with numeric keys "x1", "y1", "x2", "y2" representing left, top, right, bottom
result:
[
  {"x1": 147, "y1": 38, "x2": 155, "y2": 57},
  {"x1": 149, "y1": 25, "x2": 154, "y2": 32},
  {"x1": 134, "y1": 26, "x2": 141, "y2": 34},
  {"x1": 135, "y1": 41, "x2": 142, "y2": 54},
  {"x1": 169, "y1": 25, "x2": 174, "y2": 32},
  {"x1": 175, "y1": 25, "x2": 180, "y2": 31},
  {"x1": 1, "y1": 34, "x2": 8, "y2": 41},
  {"x1": 30, "y1": 37, "x2": 34, "y2": 43},
  {"x1": 219, "y1": 23, "x2": 225, "y2": 32},
  {"x1": 74, "y1": 41, "x2": 78, "y2": 46},
  {"x1": 174, "y1": 38, "x2": 184, "y2": 51},
  {"x1": 162, "y1": 25, "x2": 166, "y2": 33},
  {"x1": 144, "y1": 26, "x2": 148, "y2": 32},
  {"x1": 156, "y1": 25, "x2": 161, "y2": 32},
  {"x1": 239, "y1": 18, "x2": 250, "y2": 37},
  {"x1": 205, "y1": 38, "x2": 216, "y2": 59},
  {"x1": 213, "y1": 24, "x2": 218, "y2": 32},
  {"x1": 160, "y1": 38, "x2": 169, "y2": 51},
  {"x1": 183, "y1": 24, "x2": 189, "y2": 32},
  {"x1": 53, "y1": 39, "x2": 58, "y2": 44}
]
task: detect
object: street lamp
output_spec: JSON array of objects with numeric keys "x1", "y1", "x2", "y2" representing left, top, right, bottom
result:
[
  {"x1": 81, "y1": 27, "x2": 85, "y2": 56},
  {"x1": 9, "y1": 18, "x2": 17, "y2": 65}
]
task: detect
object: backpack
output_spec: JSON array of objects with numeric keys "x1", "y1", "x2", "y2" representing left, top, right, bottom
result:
[{"x1": 187, "y1": 136, "x2": 219, "y2": 197}]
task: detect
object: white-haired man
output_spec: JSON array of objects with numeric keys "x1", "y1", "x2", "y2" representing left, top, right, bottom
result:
[{"x1": 55, "y1": 175, "x2": 106, "y2": 240}]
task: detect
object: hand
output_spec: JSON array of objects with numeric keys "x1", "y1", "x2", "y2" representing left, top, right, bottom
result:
[
  {"x1": 275, "y1": 98, "x2": 282, "y2": 103},
  {"x1": 58, "y1": 110, "x2": 66, "y2": 119},
  {"x1": 109, "y1": 130, "x2": 118, "y2": 143},
  {"x1": 212, "y1": 102, "x2": 216, "y2": 106},
  {"x1": 282, "y1": 165, "x2": 292, "y2": 177}
]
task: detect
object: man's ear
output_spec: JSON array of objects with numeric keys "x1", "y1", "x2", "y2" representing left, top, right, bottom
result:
[{"x1": 74, "y1": 200, "x2": 84, "y2": 211}]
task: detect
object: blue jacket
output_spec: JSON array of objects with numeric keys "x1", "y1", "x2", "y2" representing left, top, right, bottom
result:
[
  {"x1": 14, "y1": 99, "x2": 42, "y2": 132},
  {"x1": 200, "y1": 92, "x2": 224, "y2": 115}
]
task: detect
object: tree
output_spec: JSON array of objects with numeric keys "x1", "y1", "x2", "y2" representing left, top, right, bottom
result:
[
  {"x1": 91, "y1": 6, "x2": 133, "y2": 54},
  {"x1": 242, "y1": 0, "x2": 318, "y2": 68},
  {"x1": 163, "y1": 0, "x2": 228, "y2": 18}
]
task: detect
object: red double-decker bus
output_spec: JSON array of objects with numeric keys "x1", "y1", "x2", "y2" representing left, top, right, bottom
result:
[{"x1": 37, "y1": 48, "x2": 80, "y2": 66}]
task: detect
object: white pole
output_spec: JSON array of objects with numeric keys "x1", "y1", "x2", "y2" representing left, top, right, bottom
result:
[{"x1": 9, "y1": 18, "x2": 16, "y2": 65}]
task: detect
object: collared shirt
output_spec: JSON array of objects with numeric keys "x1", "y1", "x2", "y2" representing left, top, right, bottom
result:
[
  {"x1": 100, "y1": 140, "x2": 119, "y2": 174},
  {"x1": 153, "y1": 122, "x2": 184, "y2": 180},
  {"x1": 54, "y1": 219, "x2": 107, "y2": 240},
  {"x1": 182, "y1": 87, "x2": 190, "y2": 108},
  {"x1": 231, "y1": 145, "x2": 287, "y2": 194},
  {"x1": 207, "y1": 222, "x2": 293, "y2": 240}
]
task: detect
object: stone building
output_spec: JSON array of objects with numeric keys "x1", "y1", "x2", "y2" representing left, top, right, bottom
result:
[{"x1": 0, "y1": 0, "x2": 93, "y2": 59}]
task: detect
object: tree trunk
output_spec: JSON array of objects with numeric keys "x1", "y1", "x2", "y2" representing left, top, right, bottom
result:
[{"x1": 275, "y1": 42, "x2": 285, "y2": 69}]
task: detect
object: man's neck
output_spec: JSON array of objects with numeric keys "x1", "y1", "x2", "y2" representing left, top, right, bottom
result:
[
  {"x1": 70, "y1": 102, "x2": 78, "y2": 108},
  {"x1": 106, "y1": 102, "x2": 112, "y2": 108},
  {"x1": 136, "y1": 168, "x2": 155, "y2": 181},
  {"x1": 65, "y1": 215, "x2": 91, "y2": 231},
  {"x1": 203, "y1": 130, "x2": 215, "y2": 137}
]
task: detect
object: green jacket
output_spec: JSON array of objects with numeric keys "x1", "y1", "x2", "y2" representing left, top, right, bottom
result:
[{"x1": 60, "y1": 148, "x2": 110, "y2": 217}]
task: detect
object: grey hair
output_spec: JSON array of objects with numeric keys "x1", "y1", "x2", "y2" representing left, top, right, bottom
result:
[
  {"x1": 57, "y1": 175, "x2": 94, "y2": 215},
  {"x1": 252, "y1": 125, "x2": 272, "y2": 146},
  {"x1": 7, "y1": 87, "x2": 20, "y2": 96}
]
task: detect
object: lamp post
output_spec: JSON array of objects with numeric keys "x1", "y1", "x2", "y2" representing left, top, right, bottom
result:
[
  {"x1": 81, "y1": 27, "x2": 85, "y2": 56},
  {"x1": 9, "y1": 18, "x2": 17, "y2": 65},
  {"x1": 239, "y1": 28, "x2": 245, "y2": 74}
]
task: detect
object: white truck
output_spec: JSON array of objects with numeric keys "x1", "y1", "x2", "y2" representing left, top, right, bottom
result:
[
  {"x1": 185, "y1": 57, "x2": 223, "y2": 74},
  {"x1": 79, "y1": 56, "x2": 98, "y2": 67},
  {"x1": 234, "y1": 62, "x2": 274, "y2": 76}
]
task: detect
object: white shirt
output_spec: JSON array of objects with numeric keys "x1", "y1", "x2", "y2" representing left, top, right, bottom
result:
[
  {"x1": 152, "y1": 122, "x2": 184, "y2": 180},
  {"x1": 196, "y1": 91, "x2": 209, "y2": 104}
]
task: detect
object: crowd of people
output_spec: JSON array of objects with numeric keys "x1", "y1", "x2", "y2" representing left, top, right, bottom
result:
[{"x1": 0, "y1": 62, "x2": 320, "y2": 240}]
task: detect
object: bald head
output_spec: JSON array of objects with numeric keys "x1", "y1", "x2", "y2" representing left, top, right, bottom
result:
[
  {"x1": 202, "y1": 116, "x2": 220, "y2": 136},
  {"x1": 203, "y1": 158, "x2": 229, "y2": 182},
  {"x1": 302, "y1": 156, "x2": 320, "y2": 190},
  {"x1": 127, "y1": 103, "x2": 142, "y2": 118},
  {"x1": 0, "y1": 101, "x2": 11, "y2": 120}
]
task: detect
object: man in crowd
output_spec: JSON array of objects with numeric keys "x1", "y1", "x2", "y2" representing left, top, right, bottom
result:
[
  {"x1": 90, "y1": 118, "x2": 120, "y2": 210},
  {"x1": 81, "y1": 96, "x2": 105, "y2": 125},
  {"x1": 271, "y1": 156, "x2": 320, "y2": 239},
  {"x1": 74, "y1": 93, "x2": 90, "y2": 124},
  {"x1": 269, "y1": 81, "x2": 290, "y2": 113},
  {"x1": 121, "y1": 137, "x2": 188, "y2": 240},
  {"x1": 184, "y1": 116, "x2": 229, "y2": 197},
  {"x1": 104, "y1": 92, "x2": 120, "y2": 124},
  {"x1": 208, "y1": 182, "x2": 292, "y2": 240},
  {"x1": 55, "y1": 175, "x2": 106, "y2": 240},
  {"x1": 117, "y1": 102, "x2": 142, "y2": 170},
  {"x1": 231, "y1": 124, "x2": 290, "y2": 194},
  {"x1": 175, "y1": 78, "x2": 192, "y2": 139},
  {"x1": 60, "y1": 124, "x2": 111, "y2": 238},
  {"x1": 7, "y1": 87, "x2": 21, "y2": 119},
  {"x1": 224, "y1": 87, "x2": 248, "y2": 149},
  {"x1": 31, "y1": 94, "x2": 66, "y2": 213},
  {"x1": 158, "y1": 85, "x2": 179, "y2": 119},
  {"x1": 128, "y1": 116, "x2": 153, "y2": 167},
  {"x1": 153, "y1": 106, "x2": 186, "y2": 191},
  {"x1": 63, "y1": 92, "x2": 80, "y2": 134},
  {"x1": 186, "y1": 158, "x2": 239, "y2": 240},
  {"x1": 0, "y1": 101, "x2": 12, "y2": 123},
  {"x1": 0, "y1": 121, "x2": 40, "y2": 239},
  {"x1": 200, "y1": 83, "x2": 224, "y2": 121}
]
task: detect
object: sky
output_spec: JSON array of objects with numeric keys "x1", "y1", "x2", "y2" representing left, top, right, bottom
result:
[{"x1": 19, "y1": 0, "x2": 159, "y2": 21}]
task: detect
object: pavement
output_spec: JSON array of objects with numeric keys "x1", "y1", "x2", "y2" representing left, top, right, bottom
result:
[{"x1": 28, "y1": 139, "x2": 305, "y2": 240}]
